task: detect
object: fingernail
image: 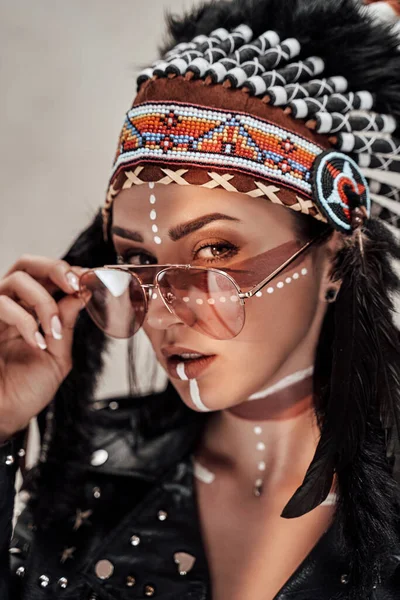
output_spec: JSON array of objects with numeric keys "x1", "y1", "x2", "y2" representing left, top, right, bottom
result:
[
  {"x1": 35, "y1": 331, "x2": 47, "y2": 350},
  {"x1": 66, "y1": 271, "x2": 79, "y2": 292},
  {"x1": 50, "y1": 315, "x2": 63, "y2": 340}
]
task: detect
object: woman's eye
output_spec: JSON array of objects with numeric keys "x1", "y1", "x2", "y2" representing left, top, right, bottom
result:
[
  {"x1": 193, "y1": 242, "x2": 238, "y2": 262},
  {"x1": 119, "y1": 250, "x2": 156, "y2": 266}
]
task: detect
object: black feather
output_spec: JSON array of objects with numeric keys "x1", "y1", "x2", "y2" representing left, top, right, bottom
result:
[
  {"x1": 280, "y1": 429, "x2": 336, "y2": 517},
  {"x1": 282, "y1": 219, "x2": 400, "y2": 596}
]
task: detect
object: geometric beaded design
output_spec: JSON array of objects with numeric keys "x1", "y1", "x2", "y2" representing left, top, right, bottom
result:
[
  {"x1": 111, "y1": 101, "x2": 324, "y2": 198},
  {"x1": 312, "y1": 150, "x2": 371, "y2": 233},
  {"x1": 101, "y1": 14, "x2": 400, "y2": 237}
]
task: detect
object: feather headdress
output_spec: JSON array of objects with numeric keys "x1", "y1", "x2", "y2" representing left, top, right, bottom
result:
[
  {"x1": 99, "y1": 0, "x2": 400, "y2": 596},
  {"x1": 28, "y1": 2, "x2": 400, "y2": 599}
]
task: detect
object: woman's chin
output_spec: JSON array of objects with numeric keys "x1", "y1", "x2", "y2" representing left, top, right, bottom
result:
[{"x1": 173, "y1": 379, "x2": 247, "y2": 413}]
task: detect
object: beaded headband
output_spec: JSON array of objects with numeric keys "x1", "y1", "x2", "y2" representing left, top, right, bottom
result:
[{"x1": 102, "y1": 4, "x2": 400, "y2": 241}]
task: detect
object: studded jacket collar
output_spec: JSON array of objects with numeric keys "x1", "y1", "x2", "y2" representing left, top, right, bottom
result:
[{"x1": 4, "y1": 390, "x2": 400, "y2": 599}]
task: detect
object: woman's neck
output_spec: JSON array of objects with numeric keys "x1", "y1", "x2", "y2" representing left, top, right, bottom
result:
[
  {"x1": 195, "y1": 375, "x2": 321, "y2": 495},
  {"x1": 227, "y1": 371, "x2": 313, "y2": 421}
]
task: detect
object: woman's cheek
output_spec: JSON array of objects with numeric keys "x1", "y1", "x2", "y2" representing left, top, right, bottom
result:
[{"x1": 236, "y1": 268, "x2": 319, "y2": 346}]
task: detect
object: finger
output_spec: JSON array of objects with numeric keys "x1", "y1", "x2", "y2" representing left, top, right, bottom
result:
[
  {"x1": 0, "y1": 272, "x2": 64, "y2": 341},
  {"x1": 43, "y1": 294, "x2": 85, "y2": 363},
  {"x1": 3, "y1": 255, "x2": 86, "y2": 295},
  {"x1": 0, "y1": 295, "x2": 47, "y2": 350}
]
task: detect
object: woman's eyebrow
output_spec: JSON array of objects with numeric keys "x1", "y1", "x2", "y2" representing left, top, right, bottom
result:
[
  {"x1": 111, "y1": 213, "x2": 241, "y2": 243},
  {"x1": 111, "y1": 226, "x2": 144, "y2": 242},
  {"x1": 169, "y1": 213, "x2": 240, "y2": 241}
]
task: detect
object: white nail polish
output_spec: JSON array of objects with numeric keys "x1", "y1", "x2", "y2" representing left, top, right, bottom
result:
[
  {"x1": 66, "y1": 271, "x2": 79, "y2": 292},
  {"x1": 50, "y1": 315, "x2": 63, "y2": 340},
  {"x1": 35, "y1": 331, "x2": 47, "y2": 350}
]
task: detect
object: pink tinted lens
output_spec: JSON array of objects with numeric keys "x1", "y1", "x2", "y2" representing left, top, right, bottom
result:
[
  {"x1": 157, "y1": 268, "x2": 245, "y2": 340},
  {"x1": 79, "y1": 269, "x2": 146, "y2": 339}
]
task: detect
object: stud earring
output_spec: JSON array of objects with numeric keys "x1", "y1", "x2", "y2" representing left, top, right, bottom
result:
[{"x1": 325, "y1": 287, "x2": 339, "y2": 303}]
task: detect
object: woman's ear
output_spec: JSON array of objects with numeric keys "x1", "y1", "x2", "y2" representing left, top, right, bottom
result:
[{"x1": 318, "y1": 229, "x2": 344, "y2": 303}]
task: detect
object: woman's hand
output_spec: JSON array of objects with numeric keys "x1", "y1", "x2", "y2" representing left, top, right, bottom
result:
[{"x1": 0, "y1": 255, "x2": 87, "y2": 442}]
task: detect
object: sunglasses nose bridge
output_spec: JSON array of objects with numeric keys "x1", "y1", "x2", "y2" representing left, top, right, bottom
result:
[
  {"x1": 142, "y1": 282, "x2": 174, "y2": 314},
  {"x1": 141, "y1": 284, "x2": 155, "y2": 304}
]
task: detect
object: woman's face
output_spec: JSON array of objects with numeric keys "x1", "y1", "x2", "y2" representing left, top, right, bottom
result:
[{"x1": 111, "y1": 183, "x2": 337, "y2": 412}]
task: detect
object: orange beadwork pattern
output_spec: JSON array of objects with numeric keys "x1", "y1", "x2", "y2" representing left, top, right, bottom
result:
[{"x1": 111, "y1": 101, "x2": 324, "y2": 198}]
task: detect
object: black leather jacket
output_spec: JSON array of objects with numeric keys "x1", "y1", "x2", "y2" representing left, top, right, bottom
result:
[{"x1": 1, "y1": 390, "x2": 400, "y2": 600}]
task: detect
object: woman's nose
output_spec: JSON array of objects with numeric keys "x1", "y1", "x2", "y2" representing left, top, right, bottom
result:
[{"x1": 145, "y1": 289, "x2": 184, "y2": 331}]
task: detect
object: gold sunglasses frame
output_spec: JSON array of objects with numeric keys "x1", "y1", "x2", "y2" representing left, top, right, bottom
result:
[{"x1": 79, "y1": 228, "x2": 331, "y2": 338}]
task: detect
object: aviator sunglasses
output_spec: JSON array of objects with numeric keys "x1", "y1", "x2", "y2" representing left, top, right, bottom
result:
[{"x1": 78, "y1": 229, "x2": 330, "y2": 341}]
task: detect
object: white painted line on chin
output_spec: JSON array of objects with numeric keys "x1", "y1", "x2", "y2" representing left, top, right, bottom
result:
[{"x1": 190, "y1": 379, "x2": 211, "y2": 412}]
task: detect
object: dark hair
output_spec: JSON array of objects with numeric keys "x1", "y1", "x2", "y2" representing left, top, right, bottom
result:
[
  {"x1": 25, "y1": 1, "x2": 400, "y2": 598},
  {"x1": 154, "y1": 3, "x2": 400, "y2": 595},
  {"x1": 26, "y1": 205, "x2": 400, "y2": 597}
]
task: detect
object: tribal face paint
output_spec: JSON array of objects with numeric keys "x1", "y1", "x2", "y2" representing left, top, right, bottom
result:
[
  {"x1": 177, "y1": 362, "x2": 212, "y2": 412},
  {"x1": 148, "y1": 182, "x2": 162, "y2": 245},
  {"x1": 112, "y1": 183, "x2": 336, "y2": 414},
  {"x1": 189, "y1": 379, "x2": 211, "y2": 412},
  {"x1": 228, "y1": 366, "x2": 314, "y2": 420}
]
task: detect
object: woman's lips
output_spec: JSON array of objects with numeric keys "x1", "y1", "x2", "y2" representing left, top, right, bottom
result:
[{"x1": 166, "y1": 354, "x2": 217, "y2": 380}]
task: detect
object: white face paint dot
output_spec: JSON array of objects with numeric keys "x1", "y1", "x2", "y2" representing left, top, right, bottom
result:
[
  {"x1": 255, "y1": 291, "x2": 263, "y2": 297},
  {"x1": 219, "y1": 296, "x2": 226, "y2": 303},
  {"x1": 277, "y1": 282, "x2": 284, "y2": 289},
  {"x1": 301, "y1": 268, "x2": 308, "y2": 276},
  {"x1": 149, "y1": 187, "x2": 162, "y2": 244},
  {"x1": 152, "y1": 293, "x2": 158, "y2": 300},
  {"x1": 258, "y1": 461, "x2": 266, "y2": 471},
  {"x1": 149, "y1": 182, "x2": 155, "y2": 189},
  {"x1": 285, "y1": 277, "x2": 292, "y2": 284},
  {"x1": 230, "y1": 295, "x2": 239, "y2": 303},
  {"x1": 256, "y1": 442, "x2": 266, "y2": 451},
  {"x1": 183, "y1": 297, "x2": 190, "y2": 303},
  {"x1": 267, "y1": 287, "x2": 274, "y2": 294},
  {"x1": 293, "y1": 273, "x2": 299, "y2": 279},
  {"x1": 254, "y1": 426, "x2": 262, "y2": 435},
  {"x1": 196, "y1": 298, "x2": 204, "y2": 305},
  {"x1": 207, "y1": 298, "x2": 215, "y2": 305}
]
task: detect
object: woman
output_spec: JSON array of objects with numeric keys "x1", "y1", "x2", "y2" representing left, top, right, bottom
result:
[{"x1": 1, "y1": 0, "x2": 400, "y2": 598}]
